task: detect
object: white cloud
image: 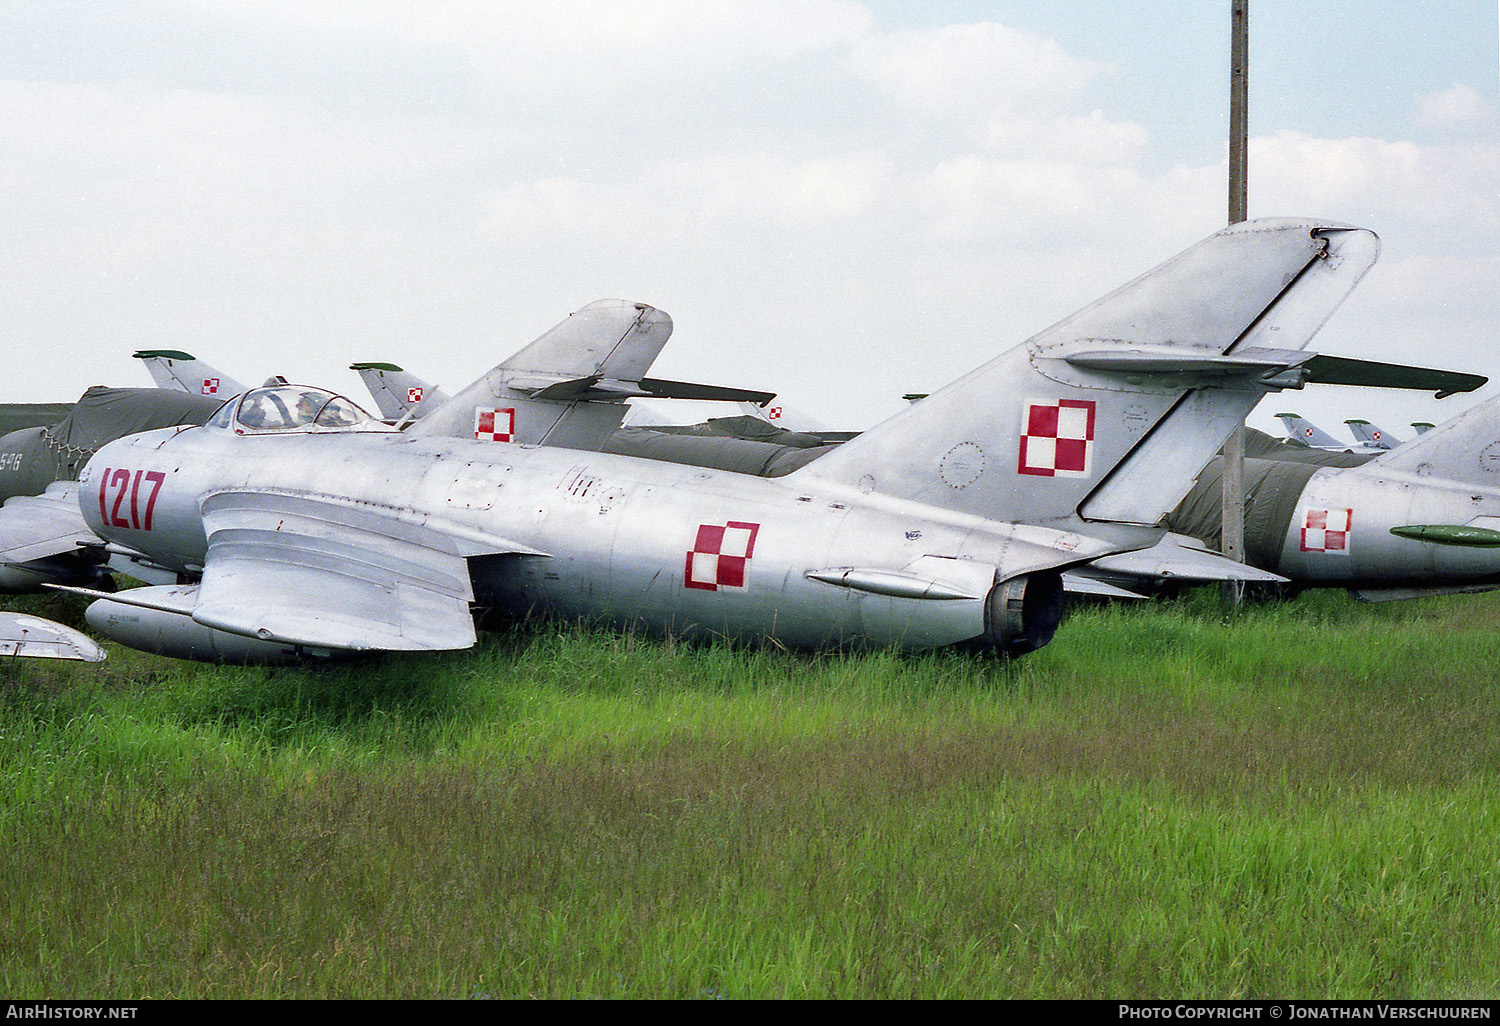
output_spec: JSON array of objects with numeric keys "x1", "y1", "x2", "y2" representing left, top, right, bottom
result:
[
  {"x1": 1416, "y1": 83, "x2": 1496, "y2": 128},
  {"x1": 481, "y1": 149, "x2": 896, "y2": 241},
  {"x1": 1251, "y1": 130, "x2": 1500, "y2": 232},
  {"x1": 0, "y1": 4, "x2": 1493, "y2": 432},
  {"x1": 850, "y1": 21, "x2": 1105, "y2": 122}
]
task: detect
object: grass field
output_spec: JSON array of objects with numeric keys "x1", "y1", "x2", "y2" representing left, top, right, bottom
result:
[{"x1": 2, "y1": 587, "x2": 1498, "y2": 998}]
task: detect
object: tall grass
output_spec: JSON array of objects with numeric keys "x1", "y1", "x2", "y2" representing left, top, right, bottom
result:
[{"x1": 1, "y1": 588, "x2": 1498, "y2": 997}]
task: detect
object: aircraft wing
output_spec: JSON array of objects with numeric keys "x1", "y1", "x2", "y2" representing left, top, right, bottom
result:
[
  {"x1": 0, "y1": 482, "x2": 109, "y2": 591},
  {"x1": 0, "y1": 483, "x2": 93, "y2": 563},
  {"x1": 185, "y1": 490, "x2": 514, "y2": 652},
  {"x1": 0, "y1": 611, "x2": 106, "y2": 661}
]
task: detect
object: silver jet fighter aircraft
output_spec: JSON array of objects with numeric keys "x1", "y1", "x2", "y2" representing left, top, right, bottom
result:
[{"x1": 67, "y1": 218, "x2": 1378, "y2": 664}]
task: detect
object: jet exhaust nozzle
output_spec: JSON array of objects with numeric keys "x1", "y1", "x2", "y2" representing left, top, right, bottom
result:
[{"x1": 975, "y1": 571, "x2": 1065, "y2": 657}]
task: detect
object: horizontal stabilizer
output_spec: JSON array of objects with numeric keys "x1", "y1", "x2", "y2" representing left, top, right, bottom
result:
[
  {"x1": 1060, "y1": 574, "x2": 1147, "y2": 600},
  {"x1": 1087, "y1": 532, "x2": 1288, "y2": 583},
  {"x1": 1301, "y1": 355, "x2": 1485, "y2": 397},
  {"x1": 1065, "y1": 347, "x2": 1485, "y2": 397},
  {"x1": 1353, "y1": 580, "x2": 1500, "y2": 603},
  {"x1": 637, "y1": 378, "x2": 777, "y2": 405}
]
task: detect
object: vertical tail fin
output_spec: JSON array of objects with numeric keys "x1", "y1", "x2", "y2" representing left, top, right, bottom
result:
[
  {"x1": 1277, "y1": 412, "x2": 1346, "y2": 449},
  {"x1": 349, "y1": 363, "x2": 448, "y2": 421},
  {"x1": 408, "y1": 300, "x2": 674, "y2": 449},
  {"x1": 794, "y1": 218, "x2": 1379, "y2": 527},
  {"x1": 132, "y1": 351, "x2": 247, "y2": 400},
  {"x1": 1345, "y1": 419, "x2": 1400, "y2": 449},
  {"x1": 1361, "y1": 392, "x2": 1500, "y2": 487}
]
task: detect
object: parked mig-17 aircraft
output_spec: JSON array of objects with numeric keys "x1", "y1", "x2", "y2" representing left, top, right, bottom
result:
[{"x1": 46, "y1": 217, "x2": 1385, "y2": 664}]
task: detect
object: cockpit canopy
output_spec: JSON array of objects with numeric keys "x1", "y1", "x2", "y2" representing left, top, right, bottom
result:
[{"x1": 206, "y1": 385, "x2": 395, "y2": 435}]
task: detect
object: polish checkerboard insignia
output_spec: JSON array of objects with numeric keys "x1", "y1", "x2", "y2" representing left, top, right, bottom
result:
[
  {"x1": 1300, "y1": 508, "x2": 1352, "y2": 553},
  {"x1": 408, "y1": 387, "x2": 424, "y2": 404},
  {"x1": 767, "y1": 406, "x2": 782, "y2": 420},
  {"x1": 201, "y1": 378, "x2": 219, "y2": 395},
  {"x1": 684, "y1": 521, "x2": 760, "y2": 591},
  {"x1": 474, "y1": 407, "x2": 515, "y2": 441},
  {"x1": 1018, "y1": 398, "x2": 1095, "y2": 477}
]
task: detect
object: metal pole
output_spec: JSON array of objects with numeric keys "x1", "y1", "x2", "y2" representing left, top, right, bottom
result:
[{"x1": 1221, "y1": 0, "x2": 1249, "y2": 606}]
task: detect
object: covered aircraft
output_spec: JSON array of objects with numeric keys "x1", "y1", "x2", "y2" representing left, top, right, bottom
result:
[{"x1": 52, "y1": 218, "x2": 1383, "y2": 663}]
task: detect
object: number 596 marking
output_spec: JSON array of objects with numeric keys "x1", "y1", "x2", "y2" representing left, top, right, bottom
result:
[{"x1": 97, "y1": 468, "x2": 167, "y2": 531}]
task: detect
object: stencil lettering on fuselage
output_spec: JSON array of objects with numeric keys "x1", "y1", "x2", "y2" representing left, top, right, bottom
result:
[
  {"x1": 96, "y1": 467, "x2": 167, "y2": 532},
  {"x1": 1018, "y1": 398, "x2": 1095, "y2": 477},
  {"x1": 684, "y1": 521, "x2": 760, "y2": 591}
]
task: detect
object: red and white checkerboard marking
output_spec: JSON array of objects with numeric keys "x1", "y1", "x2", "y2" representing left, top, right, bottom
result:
[
  {"x1": 474, "y1": 407, "x2": 515, "y2": 441},
  {"x1": 1018, "y1": 398, "x2": 1096, "y2": 477},
  {"x1": 201, "y1": 378, "x2": 219, "y2": 395},
  {"x1": 767, "y1": 406, "x2": 782, "y2": 420},
  {"x1": 1300, "y1": 508, "x2": 1352, "y2": 553},
  {"x1": 1370, "y1": 430, "x2": 1382, "y2": 442},
  {"x1": 684, "y1": 521, "x2": 760, "y2": 591},
  {"x1": 408, "y1": 387, "x2": 424, "y2": 405},
  {"x1": 1303, "y1": 427, "x2": 1315, "y2": 438}
]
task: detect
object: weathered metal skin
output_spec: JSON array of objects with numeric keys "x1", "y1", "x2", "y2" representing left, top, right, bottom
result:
[
  {"x1": 1169, "y1": 401, "x2": 1500, "y2": 596},
  {"x1": 79, "y1": 426, "x2": 1134, "y2": 657},
  {"x1": 80, "y1": 425, "x2": 1131, "y2": 655},
  {"x1": 1275, "y1": 462, "x2": 1500, "y2": 589}
]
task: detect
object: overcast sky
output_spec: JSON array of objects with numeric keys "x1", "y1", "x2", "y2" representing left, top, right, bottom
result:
[{"x1": 1, "y1": 1, "x2": 1496, "y2": 440}]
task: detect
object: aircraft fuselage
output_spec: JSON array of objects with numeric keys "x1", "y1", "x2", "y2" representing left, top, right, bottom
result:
[{"x1": 80, "y1": 425, "x2": 1139, "y2": 652}]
